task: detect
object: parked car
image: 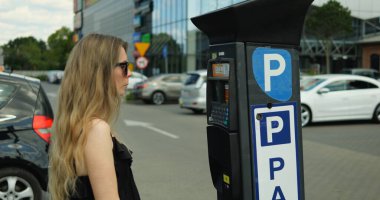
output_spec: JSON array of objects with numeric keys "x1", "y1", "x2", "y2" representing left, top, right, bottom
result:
[
  {"x1": 179, "y1": 70, "x2": 207, "y2": 114},
  {"x1": 47, "y1": 70, "x2": 64, "y2": 84},
  {"x1": 0, "y1": 72, "x2": 54, "y2": 199},
  {"x1": 127, "y1": 71, "x2": 147, "y2": 90},
  {"x1": 133, "y1": 73, "x2": 185, "y2": 105},
  {"x1": 300, "y1": 74, "x2": 380, "y2": 126},
  {"x1": 340, "y1": 68, "x2": 380, "y2": 80}
]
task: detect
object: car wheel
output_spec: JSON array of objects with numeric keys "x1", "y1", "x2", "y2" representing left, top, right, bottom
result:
[
  {"x1": 151, "y1": 92, "x2": 165, "y2": 105},
  {"x1": 373, "y1": 105, "x2": 380, "y2": 123},
  {"x1": 301, "y1": 105, "x2": 311, "y2": 127},
  {"x1": 0, "y1": 167, "x2": 42, "y2": 200},
  {"x1": 191, "y1": 109, "x2": 204, "y2": 114}
]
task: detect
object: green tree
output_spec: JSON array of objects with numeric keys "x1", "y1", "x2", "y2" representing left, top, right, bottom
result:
[
  {"x1": 46, "y1": 27, "x2": 75, "y2": 70},
  {"x1": 2, "y1": 37, "x2": 47, "y2": 70},
  {"x1": 305, "y1": 0, "x2": 352, "y2": 73}
]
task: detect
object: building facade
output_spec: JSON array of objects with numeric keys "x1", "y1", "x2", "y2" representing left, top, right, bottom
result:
[
  {"x1": 134, "y1": 0, "x2": 246, "y2": 75},
  {"x1": 73, "y1": 0, "x2": 135, "y2": 60},
  {"x1": 75, "y1": 0, "x2": 380, "y2": 75}
]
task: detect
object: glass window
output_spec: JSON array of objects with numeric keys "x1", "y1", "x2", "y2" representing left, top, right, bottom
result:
[
  {"x1": 0, "y1": 82, "x2": 18, "y2": 109},
  {"x1": 218, "y1": 0, "x2": 232, "y2": 9},
  {"x1": 201, "y1": 0, "x2": 217, "y2": 14},
  {"x1": 188, "y1": 0, "x2": 201, "y2": 18},
  {"x1": 356, "y1": 71, "x2": 378, "y2": 78},
  {"x1": 169, "y1": 0, "x2": 174, "y2": 23},
  {"x1": 172, "y1": 0, "x2": 177, "y2": 22},
  {"x1": 325, "y1": 80, "x2": 347, "y2": 92},
  {"x1": 182, "y1": 0, "x2": 187, "y2": 20},
  {"x1": 233, "y1": 0, "x2": 246, "y2": 4},
  {"x1": 348, "y1": 80, "x2": 378, "y2": 90},
  {"x1": 163, "y1": 0, "x2": 168, "y2": 25},
  {"x1": 152, "y1": 0, "x2": 158, "y2": 27}
]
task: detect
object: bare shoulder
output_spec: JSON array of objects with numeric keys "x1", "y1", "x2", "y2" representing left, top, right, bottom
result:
[
  {"x1": 86, "y1": 119, "x2": 112, "y2": 148},
  {"x1": 83, "y1": 119, "x2": 119, "y2": 199},
  {"x1": 89, "y1": 119, "x2": 111, "y2": 133}
]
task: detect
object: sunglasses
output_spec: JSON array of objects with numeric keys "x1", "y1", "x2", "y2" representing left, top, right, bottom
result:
[{"x1": 115, "y1": 61, "x2": 129, "y2": 76}]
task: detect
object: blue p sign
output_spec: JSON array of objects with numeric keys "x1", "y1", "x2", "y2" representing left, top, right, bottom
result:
[
  {"x1": 252, "y1": 48, "x2": 292, "y2": 101},
  {"x1": 260, "y1": 111, "x2": 291, "y2": 147}
]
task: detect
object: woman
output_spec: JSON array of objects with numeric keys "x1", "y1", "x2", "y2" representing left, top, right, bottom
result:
[{"x1": 49, "y1": 34, "x2": 140, "y2": 200}]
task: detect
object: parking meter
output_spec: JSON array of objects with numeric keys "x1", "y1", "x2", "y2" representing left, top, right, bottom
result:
[{"x1": 191, "y1": 0, "x2": 313, "y2": 199}]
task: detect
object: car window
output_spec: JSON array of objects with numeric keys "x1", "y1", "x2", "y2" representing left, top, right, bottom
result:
[
  {"x1": 184, "y1": 74, "x2": 200, "y2": 85},
  {"x1": 0, "y1": 82, "x2": 18, "y2": 109},
  {"x1": 348, "y1": 80, "x2": 379, "y2": 90},
  {"x1": 374, "y1": 72, "x2": 380, "y2": 79},
  {"x1": 34, "y1": 87, "x2": 54, "y2": 118},
  {"x1": 324, "y1": 80, "x2": 347, "y2": 92},
  {"x1": 355, "y1": 71, "x2": 374, "y2": 78}
]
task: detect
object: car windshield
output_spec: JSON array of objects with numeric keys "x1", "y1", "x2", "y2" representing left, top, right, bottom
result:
[{"x1": 300, "y1": 77, "x2": 326, "y2": 91}]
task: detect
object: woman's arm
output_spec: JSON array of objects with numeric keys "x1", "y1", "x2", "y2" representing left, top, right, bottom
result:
[{"x1": 84, "y1": 119, "x2": 120, "y2": 200}]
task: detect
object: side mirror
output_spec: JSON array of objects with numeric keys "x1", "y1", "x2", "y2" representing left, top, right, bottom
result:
[{"x1": 317, "y1": 88, "x2": 330, "y2": 94}]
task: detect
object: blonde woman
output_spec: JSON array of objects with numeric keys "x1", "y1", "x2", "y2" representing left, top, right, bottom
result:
[{"x1": 49, "y1": 34, "x2": 140, "y2": 200}]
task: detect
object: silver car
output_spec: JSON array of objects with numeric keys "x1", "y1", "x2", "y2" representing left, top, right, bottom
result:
[
  {"x1": 133, "y1": 73, "x2": 185, "y2": 105},
  {"x1": 179, "y1": 69, "x2": 207, "y2": 114}
]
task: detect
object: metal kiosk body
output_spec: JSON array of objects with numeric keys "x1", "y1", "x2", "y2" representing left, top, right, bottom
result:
[{"x1": 191, "y1": 0, "x2": 313, "y2": 199}]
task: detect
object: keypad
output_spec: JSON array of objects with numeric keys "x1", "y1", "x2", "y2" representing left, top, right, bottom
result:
[{"x1": 209, "y1": 102, "x2": 229, "y2": 128}]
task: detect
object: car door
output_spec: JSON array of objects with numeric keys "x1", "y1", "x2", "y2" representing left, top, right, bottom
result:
[
  {"x1": 346, "y1": 79, "x2": 380, "y2": 118},
  {"x1": 162, "y1": 75, "x2": 183, "y2": 98},
  {"x1": 313, "y1": 80, "x2": 351, "y2": 120}
]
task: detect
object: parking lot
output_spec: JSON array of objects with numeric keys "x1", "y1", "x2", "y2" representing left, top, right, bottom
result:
[{"x1": 43, "y1": 82, "x2": 380, "y2": 200}]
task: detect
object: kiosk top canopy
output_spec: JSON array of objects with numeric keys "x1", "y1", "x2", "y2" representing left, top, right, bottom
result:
[{"x1": 191, "y1": 0, "x2": 313, "y2": 46}]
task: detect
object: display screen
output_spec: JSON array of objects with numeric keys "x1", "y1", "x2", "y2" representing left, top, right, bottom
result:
[{"x1": 212, "y1": 63, "x2": 230, "y2": 77}]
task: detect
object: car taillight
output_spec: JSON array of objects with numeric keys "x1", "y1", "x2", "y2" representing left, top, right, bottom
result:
[
  {"x1": 33, "y1": 115, "x2": 53, "y2": 143},
  {"x1": 137, "y1": 83, "x2": 148, "y2": 89}
]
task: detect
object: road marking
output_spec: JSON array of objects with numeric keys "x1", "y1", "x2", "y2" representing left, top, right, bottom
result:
[
  {"x1": 124, "y1": 120, "x2": 179, "y2": 139},
  {"x1": 47, "y1": 92, "x2": 57, "y2": 98}
]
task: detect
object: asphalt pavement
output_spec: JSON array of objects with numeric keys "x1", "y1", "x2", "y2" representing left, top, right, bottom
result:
[{"x1": 43, "y1": 82, "x2": 380, "y2": 200}]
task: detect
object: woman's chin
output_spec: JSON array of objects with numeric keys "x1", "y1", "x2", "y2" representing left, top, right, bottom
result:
[{"x1": 118, "y1": 90, "x2": 125, "y2": 96}]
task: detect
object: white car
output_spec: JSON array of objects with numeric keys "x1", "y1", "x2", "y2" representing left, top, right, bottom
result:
[
  {"x1": 179, "y1": 69, "x2": 207, "y2": 114},
  {"x1": 47, "y1": 70, "x2": 64, "y2": 84},
  {"x1": 127, "y1": 71, "x2": 147, "y2": 90},
  {"x1": 300, "y1": 74, "x2": 380, "y2": 126}
]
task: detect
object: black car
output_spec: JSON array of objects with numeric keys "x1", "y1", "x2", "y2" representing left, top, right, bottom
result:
[{"x1": 0, "y1": 72, "x2": 53, "y2": 199}]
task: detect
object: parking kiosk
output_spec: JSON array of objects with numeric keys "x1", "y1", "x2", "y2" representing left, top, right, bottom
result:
[{"x1": 191, "y1": 0, "x2": 313, "y2": 199}]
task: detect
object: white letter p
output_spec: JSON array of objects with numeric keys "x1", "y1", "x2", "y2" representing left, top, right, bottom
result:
[{"x1": 264, "y1": 54, "x2": 286, "y2": 92}]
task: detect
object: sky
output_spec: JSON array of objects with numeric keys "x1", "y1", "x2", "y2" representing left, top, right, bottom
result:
[
  {"x1": 0, "y1": 0, "x2": 380, "y2": 46},
  {"x1": 0, "y1": 0, "x2": 73, "y2": 46}
]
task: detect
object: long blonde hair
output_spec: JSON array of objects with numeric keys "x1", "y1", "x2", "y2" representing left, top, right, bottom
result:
[{"x1": 48, "y1": 34, "x2": 127, "y2": 200}]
